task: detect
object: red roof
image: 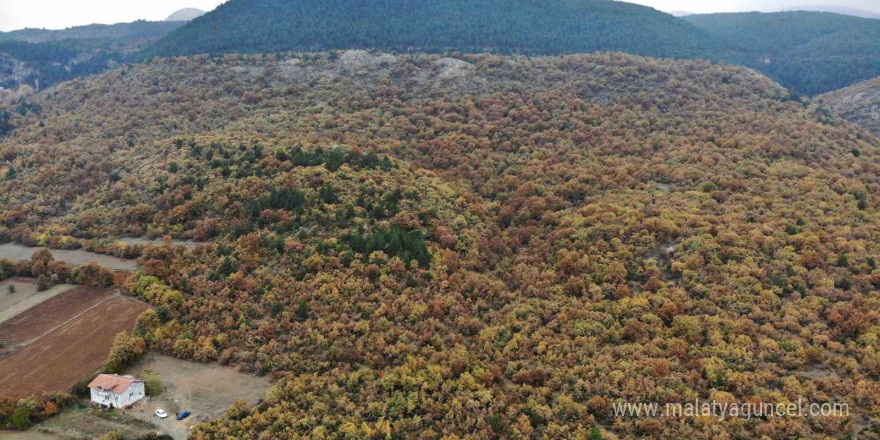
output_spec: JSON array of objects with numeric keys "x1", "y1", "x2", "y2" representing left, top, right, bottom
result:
[{"x1": 87, "y1": 374, "x2": 142, "y2": 393}]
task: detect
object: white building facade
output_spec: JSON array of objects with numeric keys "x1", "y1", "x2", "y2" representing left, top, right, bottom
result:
[{"x1": 88, "y1": 374, "x2": 145, "y2": 408}]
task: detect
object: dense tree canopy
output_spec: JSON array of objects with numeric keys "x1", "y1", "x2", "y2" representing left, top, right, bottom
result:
[
  {"x1": 151, "y1": 0, "x2": 723, "y2": 59},
  {"x1": 0, "y1": 52, "x2": 878, "y2": 439}
]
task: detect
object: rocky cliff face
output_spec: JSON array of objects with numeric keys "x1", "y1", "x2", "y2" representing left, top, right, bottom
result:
[{"x1": 819, "y1": 76, "x2": 880, "y2": 138}]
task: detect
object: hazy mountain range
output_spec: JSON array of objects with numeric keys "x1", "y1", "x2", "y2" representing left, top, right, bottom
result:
[
  {"x1": 0, "y1": 1, "x2": 877, "y2": 96},
  {"x1": 667, "y1": 4, "x2": 880, "y2": 19}
]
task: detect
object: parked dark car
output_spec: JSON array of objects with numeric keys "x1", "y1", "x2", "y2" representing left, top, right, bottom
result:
[{"x1": 176, "y1": 410, "x2": 191, "y2": 420}]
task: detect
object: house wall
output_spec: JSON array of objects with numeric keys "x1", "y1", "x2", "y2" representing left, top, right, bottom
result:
[
  {"x1": 90, "y1": 387, "x2": 115, "y2": 407},
  {"x1": 118, "y1": 381, "x2": 145, "y2": 407},
  {"x1": 90, "y1": 381, "x2": 145, "y2": 408}
]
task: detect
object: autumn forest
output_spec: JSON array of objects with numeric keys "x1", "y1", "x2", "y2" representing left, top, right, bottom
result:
[{"x1": 0, "y1": 50, "x2": 878, "y2": 439}]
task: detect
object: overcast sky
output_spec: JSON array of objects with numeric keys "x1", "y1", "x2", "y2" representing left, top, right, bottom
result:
[{"x1": 1, "y1": 0, "x2": 878, "y2": 32}]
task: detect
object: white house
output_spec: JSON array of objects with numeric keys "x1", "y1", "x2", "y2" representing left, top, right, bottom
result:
[{"x1": 88, "y1": 374, "x2": 145, "y2": 408}]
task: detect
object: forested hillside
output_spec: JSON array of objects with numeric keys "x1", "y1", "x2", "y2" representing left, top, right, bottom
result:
[
  {"x1": 150, "y1": 0, "x2": 722, "y2": 59},
  {"x1": 684, "y1": 11, "x2": 880, "y2": 95},
  {"x1": 818, "y1": 76, "x2": 880, "y2": 137},
  {"x1": 5, "y1": 2, "x2": 879, "y2": 96},
  {"x1": 1, "y1": 52, "x2": 878, "y2": 439}
]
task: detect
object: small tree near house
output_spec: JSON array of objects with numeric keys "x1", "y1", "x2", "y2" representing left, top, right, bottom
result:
[{"x1": 138, "y1": 370, "x2": 164, "y2": 396}]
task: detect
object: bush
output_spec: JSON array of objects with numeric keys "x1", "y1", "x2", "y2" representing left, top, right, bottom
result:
[
  {"x1": 103, "y1": 332, "x2": 146, "y2": 374},
  {"x1": 72, "y1": 377, "x2": 94, "y2": 398},
  {"x1": 98, "y1": 430, "x2": 125, "y2": 440},
  {"x1": 29, "y1": 249, "x2": 54, "y2": 277},
  {"x1": 139, "y1": 370, "x2": 164, "y2": 396},
  {"x1": 36, "y1": 274, "x2": 53, "y2": 291},
  {"x1": 0, "y1": 258, "x2": 14, "y2": 278},
  {"x1": 0, "y1": 394, "x2": 73, "y2": 430},
  {"x1": 73, "y1": 262, "x2": 114, "y2": 287},
  {"x1": 9, "y1": 405, "x2": 31, "y2": 430},
  {"x1": 136, "y1": 434, "x2": 174, "y2": 440}
]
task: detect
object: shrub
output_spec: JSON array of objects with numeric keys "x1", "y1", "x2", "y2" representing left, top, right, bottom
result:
[
  {"x1": 98, "y1": 430, "x2": 125, "y2": 440},
  {"x1": 9, "y1": 405, "x2": 32, "y2": 430},
  {"x1": 103, "y1": 332, "x2": 146, "y2": 374},
  {"x1": 29, "y1": 248, "x2": 54, "y2": 277},
  {"x1": 36, "y1": 274, "x2": 53, "y2": 291},
  {"x1": 0, "y1": 394, "x2": 72, "y2": 430},
  {"x1": 73, "y1": 262, "x2": 114, "y2": 287},
  {"x1": 0, "y1": 259, "x2": 16, "y2": 281},
  {"x1": 139, "y1": 370, "x2": 164, "y2": 396}
]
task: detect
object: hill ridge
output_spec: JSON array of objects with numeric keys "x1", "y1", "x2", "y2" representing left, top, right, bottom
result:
[{"x1": 150, "y1": 0, "x2": 724, "y2": 59}]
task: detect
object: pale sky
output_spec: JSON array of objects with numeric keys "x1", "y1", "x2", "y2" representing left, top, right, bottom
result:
[
  {"x1": 0, "y1": 0, "x2": 227, "y2": 32},
  {"x1": 0, "y1": 0, "x2": 878, "y2": 32}
]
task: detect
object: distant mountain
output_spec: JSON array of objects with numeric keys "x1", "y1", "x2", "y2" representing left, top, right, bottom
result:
[
  {"x1": 165, "y1": 8, "x2": 206, "y2": 22},
  {"x1": 5, "y1": 1, "x2": 879, "y2": 98},
  {"x1": 0, "y1": 20, "x2": 185, "y2": 89},
  {"x1": 666, "y1": 10, "x2": 694, "y2": 17},
  {"x1": 150, "y1": 0, "x2": 725, "y2": 59},
  {"x1": 781, "y1": 6, "x2": 880, "y2": 19},
  {"x1": 0, "y1": 21, "x2": 185, "y2": 47},
  {"x1": 818, "y1": 76, "x2": 880, "y2": 137},
  {"x1": 684, "y1": 11, "x2": 880, "y2": 94}
]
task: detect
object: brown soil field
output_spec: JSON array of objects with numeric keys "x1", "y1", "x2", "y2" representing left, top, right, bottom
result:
[
  {"x1": 0, "y1": 278, "x2": 75, "y2": 326},
  {"x1": 0, "y1": 286, "x2": 113, "y2": 350},
  {"x1": 0, "y1": 288, "x2": 150, "y2": 399}
]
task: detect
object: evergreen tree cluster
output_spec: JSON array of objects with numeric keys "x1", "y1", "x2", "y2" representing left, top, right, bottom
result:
[
  {"x1": 344, "y1": 224, "x2": 431, "y2": 268},
  {"x1": 285, "y1": 146, "x2": 394, "y2": 172}
]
